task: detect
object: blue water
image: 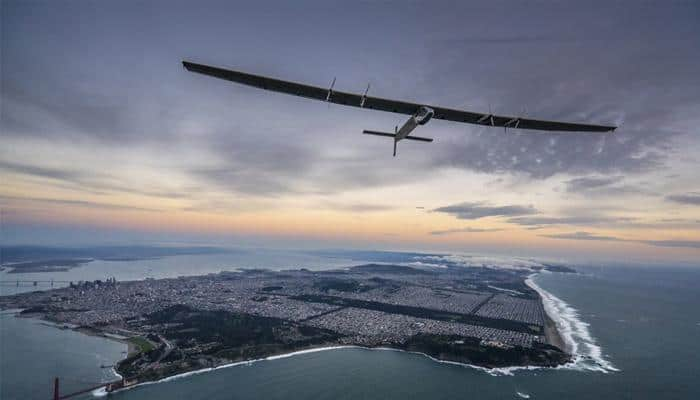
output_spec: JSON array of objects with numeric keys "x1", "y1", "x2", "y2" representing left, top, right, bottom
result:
[
  {"x1": 1, "y1": 252, "x2": 699, "y2": 399},
  {"x1": 0, "y1": 313, "x2": 126, "y2": 400}
]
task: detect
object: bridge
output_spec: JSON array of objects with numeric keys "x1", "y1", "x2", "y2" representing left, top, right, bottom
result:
[
  {"x1": 0, "y1": 280, "x2": 73, "y2": 287},
  {"x1": 51, "y1": 376, "x2": 128, "y2": 399}
]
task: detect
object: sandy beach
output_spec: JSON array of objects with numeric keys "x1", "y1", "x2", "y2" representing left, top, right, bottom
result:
[{"x1": 543, "y1": 309, "x2": 566, "y2": 351}]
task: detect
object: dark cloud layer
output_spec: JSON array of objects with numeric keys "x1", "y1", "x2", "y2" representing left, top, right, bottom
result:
[
  {"x1": 433, "y1": 202, "x2": 537, "y2": 220},
  {"x1": 507, "y1": 215, "x2": 634, "y2": 227},
  {"x1": 541, "y1": 231, "x2": 700, "y2": 249},
  {"x1": 563, "y1": 175, "x2": 655, "y2": 197},
  {"x1": 644, "y1": 240, "x2": 700, "y2": 249},
  {"x1": 565, "y1": 176, "x2": 623, "y2": 192},
  {"x1": 0, "y1": 195, "x2": 161, "y2": 212},
  {"x1": 666, "y1": 192, "x2": 700, "y2": 206},
  {"x1": 541, "y1": 231, "x2": 623, "y2": 242}
]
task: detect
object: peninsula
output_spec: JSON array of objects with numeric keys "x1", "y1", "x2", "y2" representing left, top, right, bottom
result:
[{"x1": 0, "y1": 262, "x2": 570, "y2": 389}]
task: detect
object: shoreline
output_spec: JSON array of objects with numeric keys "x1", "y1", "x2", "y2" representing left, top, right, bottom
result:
[
  {"x1": 9, "y1": 313, "x2": 551, "y2": 396},
  {"x1": 93, "y1": 274, "x2": 577, "y2": 396},
  {"x1": 93, "y1": 344, "x2": 551, "y2": 397},
  {"x1": 526, "y1": 275, "x2": 567, "y2": 352},
  {"x1": 6, "y1": 270, "x2": 615, "y2": 397},
  {"x1": 525, "y1": 273, "x2": 619, "y2": 373},
  {"x1": 543, "y1": 311, "x2": 567, "y2": 351}
]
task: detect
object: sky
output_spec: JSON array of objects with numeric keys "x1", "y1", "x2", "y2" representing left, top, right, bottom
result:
[{"x1": 2, "y1": 0, "x2": 700, "y2": 264}]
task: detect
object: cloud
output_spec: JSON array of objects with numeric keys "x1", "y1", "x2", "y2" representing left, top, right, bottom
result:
[
  {"x1": 509, "y1": 211, "x2": 696, "y2": 230},
  {"x1": 422, "y1": 4, "x2": 699, "y2": 180},
  {"x1": 666, "y1": 192, "x2": 700, "y2": 205},
  {"x1": 433, "y1": 202, "x2": 537, "y2": 220},
  {"x1": 540, "y1": 231, "x2": 623, "y2": 241},
  {"x1": 563, "y1": 175, "x2": 655, "y2": 197},
  {"x1": 2, "y1": 1, "x2": 698, "y2": 201},
  {"x1": 565, "y1": 176, "x2": 623, "y2": 192},
  {"x1": 541, "y1": 231, "x2": 700, "y2": 249},
  {"x1": 0, "y1": 195, "x2": 161, "y2": 212},
  {"x1": 507, "y1": 215, "x2": 634, "y2": 227},
  {"x1": 320, "y1": 202, "x2": 396, "y2": 213},
  {"x1": 0, "y1": 160, "x2": 192, "y2": 200},
  {"x1": 429, "y1": 227, "x2": 504, "y2": 235},
  {"x1": 642, "y1": 240, "x2": 700, "y2": 249},
  {"x1": 431, "y1": 132, "x2": 667, "y2": 180},
  {"x1": 0, "y1": 160, "x2": 88, "y2": 183}
]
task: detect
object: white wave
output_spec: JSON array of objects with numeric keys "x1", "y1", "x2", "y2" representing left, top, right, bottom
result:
[
  {"x1": 92, "y1": 346, "x2": 352, "y2": 396},
  {"x1": 526, "y1": 275, "x2": 619, "y2": 373},
  {"x1": 516, "y1": 391, "x2": 531, "y2": 399},
  {"x1": 406, "y1": 260, "x2": 448, "y2": 269},
  {"x1": 92, "y1": 343, "x2": 557, "y2": 397}
]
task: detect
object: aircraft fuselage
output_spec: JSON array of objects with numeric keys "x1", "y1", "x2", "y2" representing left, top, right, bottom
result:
[{"x1": 396, "y1": 106, "x2": 434, "y2": 140}]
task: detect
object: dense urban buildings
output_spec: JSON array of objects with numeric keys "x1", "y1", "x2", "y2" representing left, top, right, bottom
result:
[{"x1": 1, "y1": 263, "x2": 570, "y2": 386}]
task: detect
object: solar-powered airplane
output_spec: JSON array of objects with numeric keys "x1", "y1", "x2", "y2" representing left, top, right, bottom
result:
[{"x1": 183, "y1": 61, "x2": 616, "y2": 156}]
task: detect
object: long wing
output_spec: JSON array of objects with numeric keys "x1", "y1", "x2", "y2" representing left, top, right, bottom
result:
[{"x1": 183, "y1": 61, "x2": 616, "y2": 133}]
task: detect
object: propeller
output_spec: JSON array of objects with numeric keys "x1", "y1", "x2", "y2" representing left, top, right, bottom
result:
[
  {"x1": 325, "y1": 77, "x2": 336, "y2": 106},
  {"x1": 360, "y1": 83, "x2": 370, "y2": 108}
]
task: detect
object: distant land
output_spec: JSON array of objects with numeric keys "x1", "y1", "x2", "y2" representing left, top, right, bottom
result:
[
  {"x1": 0, "y1": 245, "x2": 226, "y2": 273},
  {"x1": 1, "y1": 261, "x2": 572, "y2": 391}
]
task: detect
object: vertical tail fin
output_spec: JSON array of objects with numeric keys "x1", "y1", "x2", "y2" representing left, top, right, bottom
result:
[{"x1": 393, "y1": 126, "x2": 398, "y2": 157}]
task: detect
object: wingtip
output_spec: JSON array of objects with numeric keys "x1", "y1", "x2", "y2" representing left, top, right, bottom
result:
[{"x1": 182, "y1": 60, "x2": 199, "y2": 71}]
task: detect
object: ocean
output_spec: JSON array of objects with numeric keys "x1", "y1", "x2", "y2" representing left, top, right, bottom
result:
[
  {"x1": 0, "y1": 312, "x2": 126, "y2": 400},
  {"x1": 1, "y1": 251, "x2": 699, "y2": 399}
]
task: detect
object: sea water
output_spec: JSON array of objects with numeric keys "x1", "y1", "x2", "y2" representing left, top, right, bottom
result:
[{"x1": 0, "y1": 312, "x2": 126, "y2": 400}]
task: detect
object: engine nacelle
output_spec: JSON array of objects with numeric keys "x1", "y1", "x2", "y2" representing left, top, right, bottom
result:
[{"x1": 416, "y1": 106, "x2": 434, "y2": 125}]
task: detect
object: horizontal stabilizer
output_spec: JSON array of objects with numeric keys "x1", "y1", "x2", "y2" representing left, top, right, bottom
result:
[
  {"x1": 403, "y1": 135, "x2": 433, "y2": 142},
  {"x1": 362, "y1": 130, "x2": 433, "y2": 142},
  {"x1": 362, "y1": 130, "x2": 396, "y2": 138}
]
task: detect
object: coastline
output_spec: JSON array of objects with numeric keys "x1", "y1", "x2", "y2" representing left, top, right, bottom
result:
[
  {"x1": 6, "y1": 270, "x2": 615, "y2": 397},
  {"x1": 526, "y1": 274, "x2": 568, "y2": 352},
  {"x1": 93, "y1": 344, "x2": 549, "y2": 397},
  {"x1": 543, "y1": 311, "x2": 566, "y2": 351},
  {"x1": 525, "y1": 273, "x2": 619, "y2": 373},
  {"x1": 531, "y1": 276, "x2": 567, "y2": 352},
  {"x1": 93, "y1": 274, "x2": 577, "y2": 396}
]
